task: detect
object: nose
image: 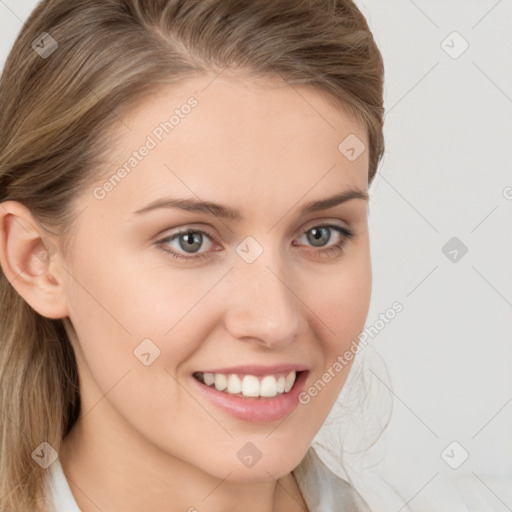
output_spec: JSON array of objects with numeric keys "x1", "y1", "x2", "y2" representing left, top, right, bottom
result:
[{"x1": 222, "y1": 250, "x2": 301, "y2": 349}]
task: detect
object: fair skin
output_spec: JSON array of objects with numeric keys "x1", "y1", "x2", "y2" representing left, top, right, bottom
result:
[{"x1": 0, "y1": 72, "x2": 371, "y2": 512}]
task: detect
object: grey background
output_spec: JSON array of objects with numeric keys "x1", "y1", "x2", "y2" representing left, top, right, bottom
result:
[{"x1": 1, "y1": 1, "x2": 511, "y2": 510}]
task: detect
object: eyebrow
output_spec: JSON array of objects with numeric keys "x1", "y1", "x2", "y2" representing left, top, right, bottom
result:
[{"x1": 133, "y1": 188, "x2": 369, "y2": 221}]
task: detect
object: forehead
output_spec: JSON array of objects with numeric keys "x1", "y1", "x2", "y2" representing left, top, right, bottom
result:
[{"x1": 87, "y1": 73, "x2": 369, "y2": 218}]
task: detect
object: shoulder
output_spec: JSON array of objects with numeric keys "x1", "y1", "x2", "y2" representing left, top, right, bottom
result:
[{"x1": 292, "y1": 447, "x2": 372, "y2": 512}]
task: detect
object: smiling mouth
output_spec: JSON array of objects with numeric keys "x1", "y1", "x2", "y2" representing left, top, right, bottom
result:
[{"x1": 192, "y1": 370, "x2": 305, "y2": 399}]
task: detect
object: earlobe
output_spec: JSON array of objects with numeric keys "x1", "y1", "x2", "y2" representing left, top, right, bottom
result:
[{"x1": 0, "y1": 201, "x2": 69, "y2": 319}]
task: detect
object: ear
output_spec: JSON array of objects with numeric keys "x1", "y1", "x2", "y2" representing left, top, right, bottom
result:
[{"x1": 0, "y1": 200, "x2": 69, "y2": 319}]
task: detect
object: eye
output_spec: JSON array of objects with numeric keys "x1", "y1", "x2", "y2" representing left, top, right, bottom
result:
[
  {"x1": 155, "y1": 223, "x2": 354, "y2": 262},
  {"x1": 156, "y1": 228, "x2": 218, "y2": 261},
  {"x1": 294, "y1": 224, "x2": 354, "y2": 259}
]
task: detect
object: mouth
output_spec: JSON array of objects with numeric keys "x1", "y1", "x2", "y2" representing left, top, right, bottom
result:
[
  {"x1": 190, "y1": 369, "x2": 310, "y2": 423},
  {"x1": 192, "y1": 370, "x2": 306, "y2": 399}
]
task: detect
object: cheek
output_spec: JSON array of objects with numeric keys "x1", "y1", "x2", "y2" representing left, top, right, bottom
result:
[
  {"x1": 63, "y1": 252, "x2": 209, "y2": 445},
  {"x1": 63, "y1": 248, "x2": 204, "y2": 398},
  {"x1": 295, "y1": 243, "x2": 371, "y2": 418},
  {"x1": 317, "y1": 243, "x2": 372, "y2": 355}
]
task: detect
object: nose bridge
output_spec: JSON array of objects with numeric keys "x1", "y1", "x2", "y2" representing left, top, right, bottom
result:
[{"x1": 223, "y1": 241, "x2": 300, "y2": 346}]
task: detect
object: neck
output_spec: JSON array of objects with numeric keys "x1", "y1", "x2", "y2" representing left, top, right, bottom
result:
[{"x1": 58, "y1": 410, "x2": 308, "y2": 512}]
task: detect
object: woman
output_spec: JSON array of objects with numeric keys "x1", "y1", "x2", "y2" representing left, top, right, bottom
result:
[{"x1": 0, "y1": 1, "x2": 385, "y2": 511}]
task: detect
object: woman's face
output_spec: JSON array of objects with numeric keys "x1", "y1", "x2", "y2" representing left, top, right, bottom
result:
[{"x1": 59, "y1": 73, "x2": 372, "y2": 481}]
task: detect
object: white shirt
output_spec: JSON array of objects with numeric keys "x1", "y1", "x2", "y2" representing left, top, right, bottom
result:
[{"x1": 46, "y1": 446, "x2": 371, "y2": 512}]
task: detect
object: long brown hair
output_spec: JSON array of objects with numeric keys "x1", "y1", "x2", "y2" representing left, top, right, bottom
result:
[{"x1": 0, "y1": 1, "x2": 385, "y2": 510}]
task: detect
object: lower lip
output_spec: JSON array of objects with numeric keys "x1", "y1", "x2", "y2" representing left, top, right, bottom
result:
[{"x1": 191, "y1": 371, "x2": 309, "y2": 423}]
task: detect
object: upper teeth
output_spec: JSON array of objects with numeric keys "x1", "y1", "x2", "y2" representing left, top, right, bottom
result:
[{"x1": 199, "y1": 371, "x2": 297, "y2": 398}]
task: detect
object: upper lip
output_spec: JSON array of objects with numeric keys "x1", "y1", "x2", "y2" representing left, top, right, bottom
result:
[{"x1": 196, "y1": 364, "x2": 309, "y2": 376}]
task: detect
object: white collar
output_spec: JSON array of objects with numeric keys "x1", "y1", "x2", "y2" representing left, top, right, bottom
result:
[
  {"x1": 46, "y1": 458, "x2": 81, "y2": 512},
  {"x1": 293, "y1": 446, "x2": 371, "y2": 512}
]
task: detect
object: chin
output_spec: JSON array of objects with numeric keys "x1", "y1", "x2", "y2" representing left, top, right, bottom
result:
[{"x1": 198, "y1": 442, "x2": 308, "y2": 483}]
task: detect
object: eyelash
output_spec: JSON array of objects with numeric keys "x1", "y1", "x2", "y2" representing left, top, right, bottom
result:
[{"x1": 156, "y1": 223, "x2": 354, "y2": 262}]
